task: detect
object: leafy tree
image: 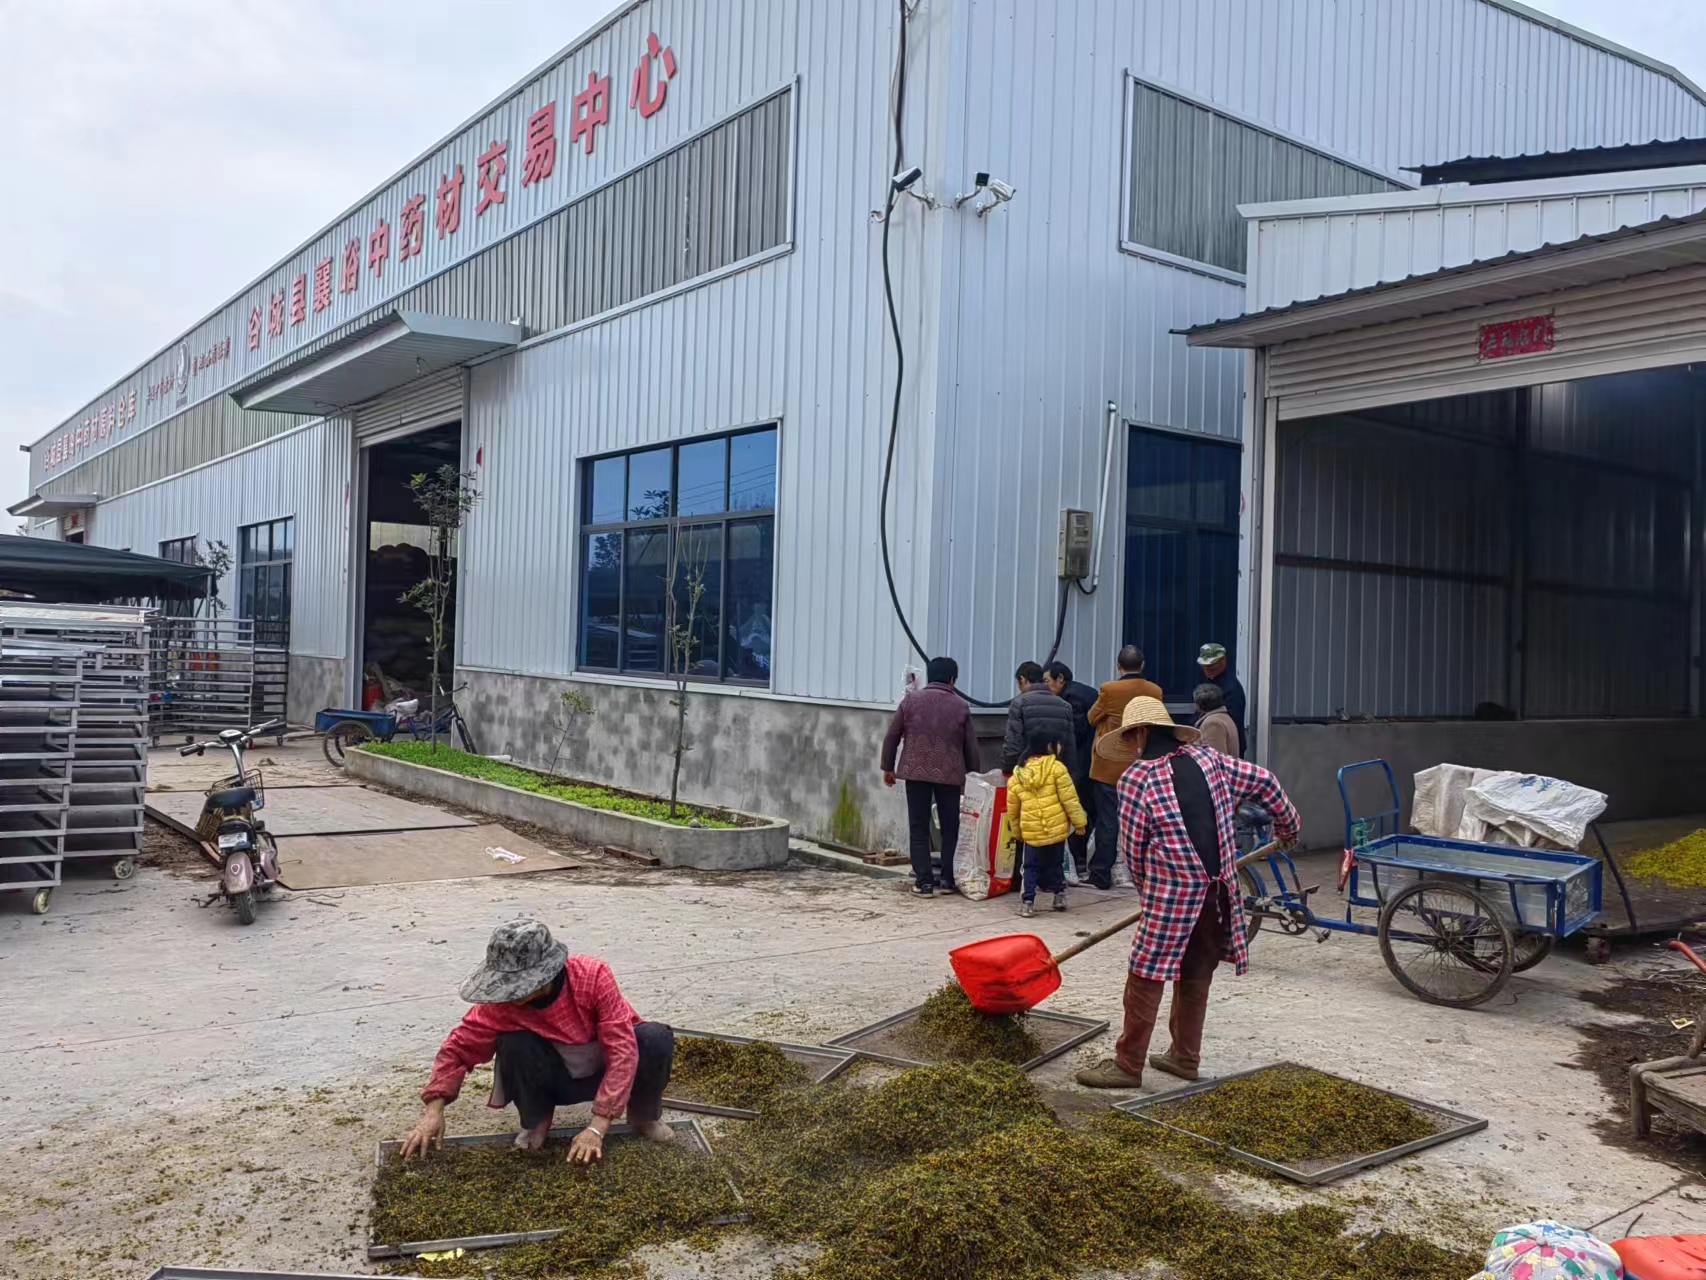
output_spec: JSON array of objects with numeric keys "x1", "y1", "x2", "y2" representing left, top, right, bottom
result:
[
  {"x1": 400, "y1": 466, "x2": 480, "y2": 752},
  {"x1": 195, "y1": 540, "x2": 233, "y2": 619}
]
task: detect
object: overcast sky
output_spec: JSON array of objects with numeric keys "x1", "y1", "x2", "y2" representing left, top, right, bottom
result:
[{"x1": 2, "y1": 0, "x2": 1705, "y2": 512}]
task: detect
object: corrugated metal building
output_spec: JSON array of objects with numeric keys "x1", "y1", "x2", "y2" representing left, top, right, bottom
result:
[
  {"x1": 1191, "y1": 177, "x2": 1706, "y2": 839},
  {"x1": 18, "y1": 0, "x2": 1706, "y2": 845}
]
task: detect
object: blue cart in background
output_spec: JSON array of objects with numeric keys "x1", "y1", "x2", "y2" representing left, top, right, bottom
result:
[
  {"x1": 1238, "y1": 759, "x2": 1606, "y2": 1009},
  {"x1": 315, "y1": 687, "x2": 478, "y2": 767}
]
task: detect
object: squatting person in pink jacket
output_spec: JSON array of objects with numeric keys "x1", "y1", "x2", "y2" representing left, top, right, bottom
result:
[{"x1": 398, "y1": 918, "x2": 676, "y2": 1164}]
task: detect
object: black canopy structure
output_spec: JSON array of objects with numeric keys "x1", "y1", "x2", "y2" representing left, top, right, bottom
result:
[{"x1": 0, "y1": 535, "x2": 214, "y2": 605}]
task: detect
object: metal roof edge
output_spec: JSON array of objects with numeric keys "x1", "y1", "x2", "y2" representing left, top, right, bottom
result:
[
  {"x1": 26, "y1": 0, "x2": 646, "y2": 454},
  {"x1": 1481, "y1": 0, "x2": 1706, "y2": 108},
  {"x1": 1180, "y1": 207, "x2": 1706, "y2": 347},
  {"x1": 1239, "y1": 164, "x2": 1706, "y2": 221}
]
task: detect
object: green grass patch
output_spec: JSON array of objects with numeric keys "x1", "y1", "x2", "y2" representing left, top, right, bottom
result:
[{"x1": 359, "y1": 742, "x2": 740, "y2": 828}]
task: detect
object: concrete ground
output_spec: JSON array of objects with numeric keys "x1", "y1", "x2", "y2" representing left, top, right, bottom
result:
[{"x1": 2, "y1": 819, "x2": 1704, "y2": 1277}]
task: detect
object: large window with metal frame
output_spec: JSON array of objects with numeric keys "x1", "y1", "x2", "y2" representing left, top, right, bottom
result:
[
  {"x1": 1123, "y1": 78, "x2": 1401, "y2": 276},
  {"x1": 238, "y1": 518, "x2": 293, "y2": 647},
  {"x1": 1123, "y1": 426, "x2": 1242, "y2": 699},
  {"x1": 578, "y1": 427, "x2": 777, "y2": 683},
  {"x1": 159, "y1": 536, "x2": 199, "y2": 617}
]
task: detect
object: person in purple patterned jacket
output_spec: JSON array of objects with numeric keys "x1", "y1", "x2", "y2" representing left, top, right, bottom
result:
[{"x1": 881, "y1": 656, "x2": 983, "y2": 897}]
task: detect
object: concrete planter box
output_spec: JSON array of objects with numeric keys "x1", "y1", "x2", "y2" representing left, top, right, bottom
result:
[{"x1": 345, "y1": 749, "x2": 790, "y2": 871}]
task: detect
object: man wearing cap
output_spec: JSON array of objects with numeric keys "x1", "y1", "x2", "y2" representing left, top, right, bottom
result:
[
  {"x1": 399, "y1": 919, "x2": 676, "y2": 1163},
  {"x1": 1195, "y1": 643, "x2": 1246, "y2": 757},
  {"x1": 1075, "y1": 697, "x2": 1299, "y2": 1090}
]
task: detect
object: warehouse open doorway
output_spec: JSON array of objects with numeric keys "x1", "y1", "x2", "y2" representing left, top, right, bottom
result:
[
  {"x1": 360, "y1": 421, "x2": 463, "y2": 710},
  {"x1": 1258, "y1": 363, "x2": 1705, "y2": 848}
]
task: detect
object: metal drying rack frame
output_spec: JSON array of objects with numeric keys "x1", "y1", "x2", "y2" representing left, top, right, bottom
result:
[
  {"x1": 366, "y1": 1117, "x2": 741, "y2": 1260},
  {"x1": 660, "y1": 1027, "x2": 861, "y2": 1120},
  {"x1": 825, "y1": 1005, "x2": 1109, "y2": 1072},
  {"x1": 1111, "y1": 1061, "x2": 1488, "y2": 1186}
]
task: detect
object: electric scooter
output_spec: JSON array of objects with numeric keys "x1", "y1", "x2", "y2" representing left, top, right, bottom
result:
[{"x1": 180, "y1": 719, "x2": 286, "y2": 925}]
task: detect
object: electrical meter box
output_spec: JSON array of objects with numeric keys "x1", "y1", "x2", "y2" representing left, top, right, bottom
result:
[{"x1": 1058, "y1": 509, "x2": 1094, "y2": 580}]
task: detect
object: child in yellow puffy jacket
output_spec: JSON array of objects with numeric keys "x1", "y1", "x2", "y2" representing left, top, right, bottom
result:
[{"x1": 1006, "y1": 727, "x2": 1088, "y2": 917}]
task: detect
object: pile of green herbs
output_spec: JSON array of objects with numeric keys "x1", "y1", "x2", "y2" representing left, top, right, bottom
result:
[
  {"x1": 378, "y1": 1062, "x2": 1477, "y2": 1280},
  {"x1": 1149, "y1": 1064, "x2": 1439, "y2": 1165},
  {"x1": 1624, "y1": 827, "x2": 1706, "y2": 888},
  {"x1": 897, "y1": 982, "x2": 1041, "y2": 1064},
  {"x1": 374, "y1": 1134, "x2": 735, "y2": 1277},
  {"x1": 360, "y1": 742, "x2": 740, "y2": 828},
  {"x1": 668, "y1": 1036, "x2": 811, "y2": 1107}
]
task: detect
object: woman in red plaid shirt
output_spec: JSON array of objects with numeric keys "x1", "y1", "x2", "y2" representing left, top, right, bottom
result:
[{"x1": 1075, "y1": 697, "x2": 1299, "y2": 1090}]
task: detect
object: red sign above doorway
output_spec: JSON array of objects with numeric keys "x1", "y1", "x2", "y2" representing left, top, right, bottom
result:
[{"x1": 1478, "y1": 314, "x2": 1555, "y2": 361}]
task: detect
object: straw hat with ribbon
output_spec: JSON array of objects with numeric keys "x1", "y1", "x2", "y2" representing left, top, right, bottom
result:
[{"x1": 1093, "y1": 695, "x2": 1199, "y2": 768}]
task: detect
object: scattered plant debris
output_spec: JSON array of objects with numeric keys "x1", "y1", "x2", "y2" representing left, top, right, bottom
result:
[
  {"x1": 1148, "y1": 1065, "x2": 1437, "y2": 1165},
  {"x1": 1624, "y1": 828, "x2": 1706, "y2": 888},
  {"x1": 898, "y1": 983, "x2": 1041, "y2": 1064},
  {"x1": 667, "y1": 1037, "x2": 810, "y2": 1107}
]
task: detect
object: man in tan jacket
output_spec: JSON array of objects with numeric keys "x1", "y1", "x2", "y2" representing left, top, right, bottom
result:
[{"x1": 1084, "y1": 645, "x2": 1163, "y2": 889}]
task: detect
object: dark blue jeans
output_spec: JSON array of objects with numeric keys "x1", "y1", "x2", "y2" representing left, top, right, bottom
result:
[
  {"x1": 1023, "y1": 842, "x2": 1067, "y2": 901},
  {"x1": 1089, "y1": 781, "x2": 1122, "y2": 886},
  {"x1": 905, "y1": 780, "x2": 961, "y2": 889},
  {"x1": 1067, "y1": 771, "x2": 1095, "y2": 873}
]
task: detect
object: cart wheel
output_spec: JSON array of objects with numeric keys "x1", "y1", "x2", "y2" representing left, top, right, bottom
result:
[
  {"x1": 322, "y1": 720, "x2": 374, "y2": 768},
  {"x1": 1378, "y1": 879, "x2": 1514, "y2": 1009},
  {"x1": 233, "y1": 890, "x2": 256, "y2": 925},
  {"x1": 111, "y1": 858, "x2": 137, "y2": 881},
  {"x1": 30, "y1": 888, "x2": 51, "y2": 915},
  {"x1": 1237, "y1": 866, "x2": 1264, "y2": 942},
  {"x1": 1512, "y1": 933, "x2": 1555, "y2": 973},
  {"x1": 1585, "y1": 936, "x2": 1612, "y2": 966}
]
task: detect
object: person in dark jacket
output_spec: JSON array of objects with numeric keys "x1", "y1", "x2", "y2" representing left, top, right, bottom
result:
[
  {"x1": 1043, "y1": 660, "x2": 1098, "y2": 876},
  {"x1": 1000, "y1": 662, "x2": 1075, "y2": 776},
  {"x1": 881, "y1": 656, "x2": 983, "y2": 897}
]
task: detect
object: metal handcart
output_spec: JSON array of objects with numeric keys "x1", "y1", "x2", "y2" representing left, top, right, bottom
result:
[
  {"x1": 315, "y1": 685, "x2": 479, "y2": 766},
  {"x1": 1238, "y1": 759, "x2": 1606, "y2": 1008}
]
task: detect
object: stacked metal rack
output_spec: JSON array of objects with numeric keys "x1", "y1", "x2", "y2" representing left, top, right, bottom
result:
[
  {"x1": 0, "y1": 634, "x2": 77, "y2": 914},
  {"x1": 0, "y1": 604, "x2": 149, "y2": 888},
  {"x1": 151, "y1": 615, "x2": 278, "y2": 740}
]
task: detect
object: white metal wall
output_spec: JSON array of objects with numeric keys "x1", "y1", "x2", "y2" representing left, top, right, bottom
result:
[
  {"x1": 457, "y1": 0, "x2": 954, "y2": 706},
  {"x1": 88, "y1": 420, "x2": 353, "y2": 659},
  {"x1": 1249, "y1": 170, "x2": 1706, "y2": 311},
  {"x1": 923, "y1": 0, "x2": 1706, "y2": 700}
]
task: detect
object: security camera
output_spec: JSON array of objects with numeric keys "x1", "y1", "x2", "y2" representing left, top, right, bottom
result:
[
  {"x1": 891, "y1": 166, "x2": 923, "y2": 192},
  {"x1": 953, "y1": 172, "x2": 993, "y2": 208},
  {"x1": 976, "y1": 177, "x2": 1017, "y2": 218}
]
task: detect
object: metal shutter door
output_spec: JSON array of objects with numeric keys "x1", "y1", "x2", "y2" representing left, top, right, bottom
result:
[
  {"x1": 1268, "y1": 265, "x2": 1706, "y2": 420},
  {"x1": 351, "y1": 369, "x2": 465, "y2": 445}
]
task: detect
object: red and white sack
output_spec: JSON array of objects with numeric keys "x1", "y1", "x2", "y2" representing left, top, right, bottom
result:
[{"x1": 954, "y1": 771, "x2": 1018, "y2": 900}]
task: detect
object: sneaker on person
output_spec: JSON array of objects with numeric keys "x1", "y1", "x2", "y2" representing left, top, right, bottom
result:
[
  {"x1": 1076, "y1": 1058, "x2": 1144, "y2": 1089},
  {"x1": 1051, "y1": 891, "x2": 1067, "y2": 912},
  {"x1": 1017, "y1": 899, "x2": 1036, "y2": 918},
  {"x1": 910, "y1": 884, "x2": 934, "y2": 898}
]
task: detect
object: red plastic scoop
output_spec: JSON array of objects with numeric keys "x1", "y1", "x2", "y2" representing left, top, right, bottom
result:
[{"x1": 950, "y1": 908, "x2": 1146, "y2": 1015}]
